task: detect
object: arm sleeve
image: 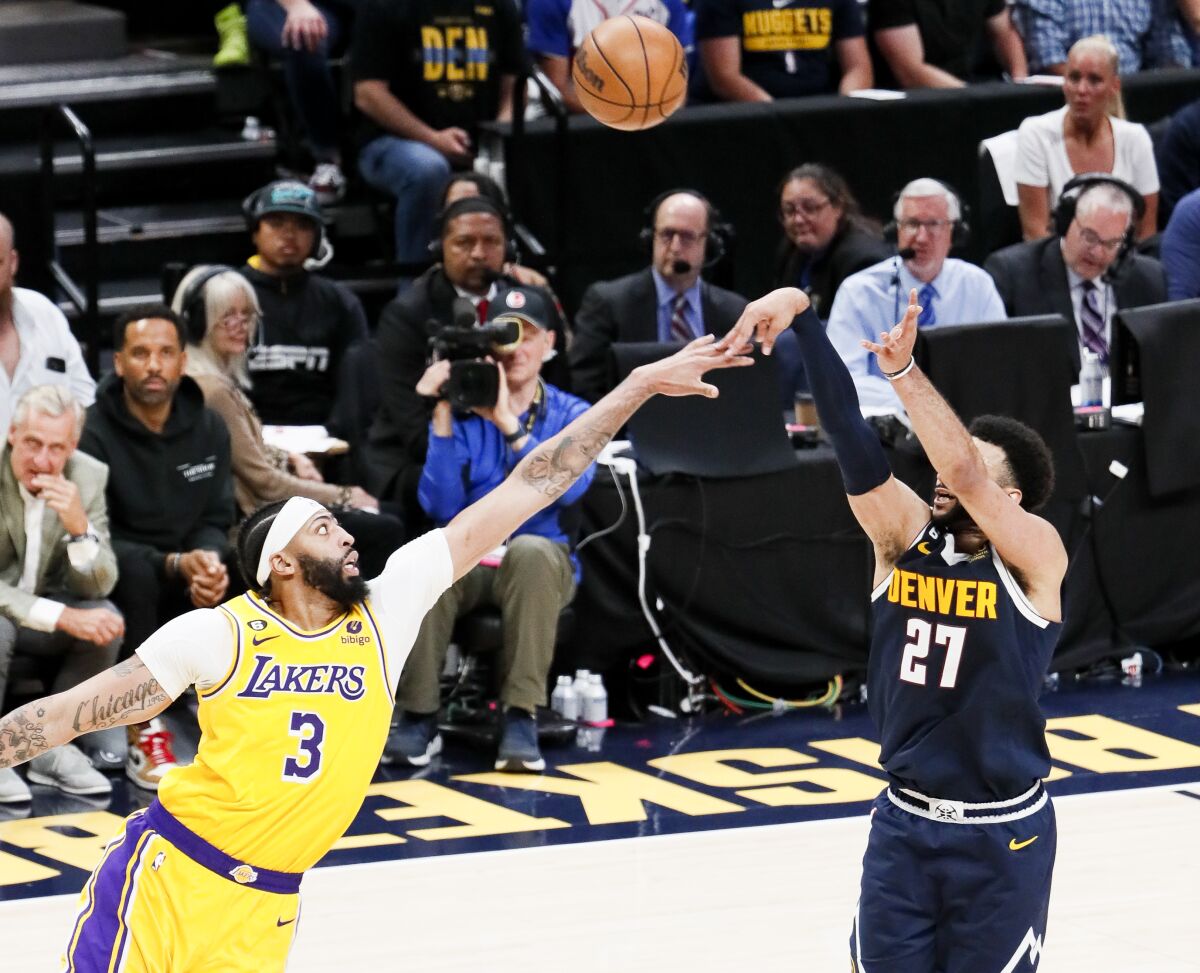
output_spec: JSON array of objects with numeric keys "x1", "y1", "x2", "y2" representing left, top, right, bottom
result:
[
  {"x1": 1010, "y1": 0, "x2": 1067, "y2": 72},
  {"x1": 366, "y1": 529, "x2": 456, "y2": 683},
  {"x1": 833, "y1": 0, "x2": 865, "y2": 41},
  {"x1": 694, "y1": 0, "x2": 740, "y2": 42},
  {"x1": 417, "y1": 427, "x2": 471, "y2": 523},
  {"x1": 1014, "y1": 116, "x2": 1049, "y2": 188},
  {"x1": 1126, "y1": 124, "x2": 1161, "y2": 196},
  {"x1": 135, "y1": 608, "x2": 237, "y2": 699},
  {"x1": 525, "y1": 0, "x2": 571, "y2": 57}
]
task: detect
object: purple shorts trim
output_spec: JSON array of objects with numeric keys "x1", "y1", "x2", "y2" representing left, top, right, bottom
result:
[{"x1": 146, "y1": 801, "x2": 304, "y2": 894}]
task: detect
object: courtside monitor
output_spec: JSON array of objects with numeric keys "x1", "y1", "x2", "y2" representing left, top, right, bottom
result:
[
  {"x1": 611, "y1": 342, "x2": 796, "y2": 478},
  {"x1": 1111, "y1": 299, "x2": 1200, "y2": 406}
]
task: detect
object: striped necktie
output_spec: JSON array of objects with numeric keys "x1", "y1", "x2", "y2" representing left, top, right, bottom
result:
[
  {"x1": 1080, "y1": 281, "x2": 1108, "y2": 363},
  {"x1": 669, "y1": 293, "x2": 692, "y2": 342},
  {"x1": 917, "y1": 283, "x2": 937, "y2": 327}
]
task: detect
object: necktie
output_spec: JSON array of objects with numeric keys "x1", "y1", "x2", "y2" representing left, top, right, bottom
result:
[
  {"x1": 917, "y1": 283, "x2": 937, "y2": 327},
  {"x1": 669, "y1": 293, "x2": 692, "y2": 343},
  {"x1": 1079, "y1": 281, "x2": 1108, "y2": 363},
  {"x1": 476, "y1": 298, "x2": 489, "y2": 324}
]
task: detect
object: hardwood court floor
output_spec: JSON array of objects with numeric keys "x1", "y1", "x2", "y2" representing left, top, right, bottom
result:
[{"x1": 2, "y1": 673, "x2": 1199, "y2": 971}]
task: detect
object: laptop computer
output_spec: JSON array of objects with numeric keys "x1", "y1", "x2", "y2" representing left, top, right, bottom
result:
[{"x1": 610, "y1": 342, "x2": 796, "y2": 478}]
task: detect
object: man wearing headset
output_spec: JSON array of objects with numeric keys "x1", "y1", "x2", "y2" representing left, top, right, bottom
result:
[
  {"x1": 365, "y1": 196, "x2": 569, "y2": 522},
  {"x1": 569, "y1": 190, "x2": 747, "y2": 403},
  {"x1": 824, "y1": 178, "x2": 1006, "y2": 414},
  {"x1": 985, "y1": 177, "x2": 1167, "y2": 370},
  {"x1": 239, "y1": 180, "x2": 368, "y2": 428}
]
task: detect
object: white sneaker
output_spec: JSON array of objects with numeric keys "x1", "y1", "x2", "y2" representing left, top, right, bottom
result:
[
  {"x1": 0, "y1": 767, "x2": 31, "y2": 803},
  {"x1": 27, "y1": 744, "x2": 112, "y2": 796},
  {"x1": 309, "y1": 162, "x2": 346, "y2": 205}
]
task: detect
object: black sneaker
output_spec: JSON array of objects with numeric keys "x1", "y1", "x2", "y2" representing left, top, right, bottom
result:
[
  {"x1": 495, "y1": 709, "x2": 545, "y2": 773},
  {"x1": 383, "y1": 714, "x2": 442, "y2": 767}
]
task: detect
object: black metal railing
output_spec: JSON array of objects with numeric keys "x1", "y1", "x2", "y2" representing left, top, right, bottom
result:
[{"x1": 40, "y1": 104, "x2": 99, "y2": 374}]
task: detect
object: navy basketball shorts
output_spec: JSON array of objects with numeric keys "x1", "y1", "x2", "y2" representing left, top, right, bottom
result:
[{"x1": 849, "y1": 783, "x2": 1056, "y2": 973}]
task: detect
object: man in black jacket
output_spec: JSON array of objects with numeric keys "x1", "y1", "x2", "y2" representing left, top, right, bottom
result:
[
  {"x1": 78, "y1": 305, "x2": 236, "y2": 790},
  {"x1": 365, "y1": 196, "x2": 568, "y2": 517},
  {"x1": 984, "y1": 181, "x2": 1167, "y2": 369},
  {"x1": 239, "y1": 180, "x2": 368, "y2": 428},
  {"x1": 569, "y1": 190, "x2": 748, "y2": 403}
]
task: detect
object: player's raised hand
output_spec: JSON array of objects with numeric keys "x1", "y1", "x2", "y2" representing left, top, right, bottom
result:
[
  {"x1": 862, "y1": 288, "x2": 921, "y2": 375},
  {"x1": 634, "y1": 334, "x2": 753, "y2": 399},
  {"x1": 718, "y1": 287, "x2": 810, "y2": 356}
]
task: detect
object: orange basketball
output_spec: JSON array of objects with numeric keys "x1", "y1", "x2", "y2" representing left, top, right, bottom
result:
[{"x1": 572, "y1": 15, "x2": 687, "y2": 131}]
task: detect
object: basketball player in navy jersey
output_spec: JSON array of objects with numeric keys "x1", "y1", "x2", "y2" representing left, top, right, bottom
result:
[{"x1": 722, "y1": 287, "x2": 1066, "y2": 972}]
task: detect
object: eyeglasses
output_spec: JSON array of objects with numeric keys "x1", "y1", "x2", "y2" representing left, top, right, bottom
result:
[
  {"x1": 897, "y1": 218, "x2": 954, "y2": 234},
  {"x1": 217, "y1": 310, "x2": 258, "y2": 329},
  {"x1": 780, "y1": 198, "x2": 832, "y2": 220},
  {"x1": 1074, "y1": 221, "x2": 1125, "y2": 253},
  {"x1": 654, "y1": 228, "x2": 704, "y2": 247}
]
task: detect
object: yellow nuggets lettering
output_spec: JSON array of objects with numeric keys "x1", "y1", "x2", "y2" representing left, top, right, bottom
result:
[
  {"x1": 886, "y1": 569, "x2": 998, "y2": 620},
  {"x1": 740, "y1": 8, "x2": 833, "y2": 51}
]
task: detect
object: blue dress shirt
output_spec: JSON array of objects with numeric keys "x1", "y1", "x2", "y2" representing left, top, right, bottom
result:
[
  {"x1": 652, "y1": 269, "x2": 703, "y2": 342},
  {"x1": 1162, "y1": 188, "x2": 1200, "y2": 301},
  {"x1": 824, "y1": 257, "x2": 1007, "y2": 413}
]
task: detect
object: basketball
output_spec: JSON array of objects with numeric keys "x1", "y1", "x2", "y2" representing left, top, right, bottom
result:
[{"x1": 572, "y1": 15, "x2": 687, "y2": 131}]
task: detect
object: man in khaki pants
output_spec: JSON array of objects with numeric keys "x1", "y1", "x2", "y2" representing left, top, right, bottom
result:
[{"x1": 388, "y1": 285, "x2": 591, "y2": 772}]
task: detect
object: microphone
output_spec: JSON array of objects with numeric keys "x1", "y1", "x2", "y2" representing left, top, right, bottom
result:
[
  {"x1": 897, "y1": 247, "x2": 916, "y2": 261},
  {"x1": 303, "y1": 238, "x2": 334, "y2": 272},
  {"x1": 671, "y1": 259, "x2": 691, "y2": 275},
  {"x1": 481, "y1": 267, "x2": 503, "y2": 286},
  {"x1": 451, "y1": 297, "x2": 477, "y2": 329}
]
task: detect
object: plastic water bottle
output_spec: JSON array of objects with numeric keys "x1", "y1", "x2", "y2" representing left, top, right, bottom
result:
[
  {"x1": 551, "y1": 675, "x2": 580, "y2": 721},
  {"x1": 572, "y1": 669, "x2": 591, "y2": 704},
  {"x1": 583, "y1": 673, "x2": 608, "y2": 724},
  {"x1": 1080, "y1": 350, "x2": 1104, "y2": 407},
  {"x1": 240, "y1": 116, "x2": 261, "y2": 142}
]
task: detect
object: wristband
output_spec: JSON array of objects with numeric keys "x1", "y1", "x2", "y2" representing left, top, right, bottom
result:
[
  {"x1": 883, "y1": 358, "x2": 915, "y2": 381},
  {"x1": 503, "y1": 428, "x2": 525, "y2": 445}
]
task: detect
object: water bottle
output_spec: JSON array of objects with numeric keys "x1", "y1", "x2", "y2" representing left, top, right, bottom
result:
[
  {"x1": 551, "y1": 675, "x2": 580, "y2": 721},
  {"x1": 1080, "y1": 350, "x2": 1104, "y2": 408},
  {"x1": 240, "y1": 116, "x2": 261, "y2": 142},
  {"x1": 583, "y1": 673, "x2": 608, "y2": 724},
  {"x1": 572, "y1": 669, "x2": 591, "y2": 704}
]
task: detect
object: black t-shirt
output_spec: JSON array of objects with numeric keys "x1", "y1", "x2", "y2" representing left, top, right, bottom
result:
[
  {"x1": 351, "y1": 0, "x2": 525, "y2": 140},
  {"x1": 868, "y1": 0, "x2": 1003, "y2": 83},
  {"x1": 695, "y1": 0, "x2": 864, "y2": 98}
]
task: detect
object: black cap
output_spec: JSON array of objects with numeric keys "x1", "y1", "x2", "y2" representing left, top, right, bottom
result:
[
  {"x1": 485, "y1": 286, "x2": 552, "y2": 332},
  {"x1": 247, "y1": 180, "x2": 323, "y2": 229}
]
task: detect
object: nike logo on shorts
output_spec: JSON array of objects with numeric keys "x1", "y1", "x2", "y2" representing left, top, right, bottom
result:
[{"x1": 1009, "y1": 835, "x2": 1039, "y2": 851}]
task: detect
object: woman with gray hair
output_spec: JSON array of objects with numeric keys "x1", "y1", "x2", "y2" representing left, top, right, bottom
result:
[{"x1": 172, "y1": 266, "x2": 405, "y2": 577}]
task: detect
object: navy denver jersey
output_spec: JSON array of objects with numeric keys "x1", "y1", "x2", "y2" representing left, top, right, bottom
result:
[{"x1": 868, "y1": 522, "x2": 1061, "y2": 802}]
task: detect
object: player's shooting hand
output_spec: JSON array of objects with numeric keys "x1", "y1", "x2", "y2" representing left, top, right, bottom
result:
[
  {"x1": 31, "y1": 474, "x2": 89, "y2": 536},
  {"x1": 633, "y1": 334, "x2": 754, "y2": 399},
  {"x1": 718, "y1": 287, "x2": 810, "y2": 357},
  {"x1": 416, "y1": 359, "x2": 452, "y2": 398},
  {"x1": 861, "y1": 288, "x2": 921, "y2": 375}
]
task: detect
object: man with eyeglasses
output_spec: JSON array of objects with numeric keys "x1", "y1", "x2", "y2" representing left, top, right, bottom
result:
[
  {"x1": 985, "y1": 180, "x2": 1165, "y2": 370},
  {"x1": 824, "y1": 178, "x2": 1005, "y2": 414},
  {"x1": 570, "y1": 190, "x2": 747, "y2": 402}
]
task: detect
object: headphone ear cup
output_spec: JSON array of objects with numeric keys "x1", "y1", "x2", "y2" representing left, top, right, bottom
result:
[
  {"x1": 638, "y1": 226, "x2": 655, "y2": 252},
  {"x1": 882, "y1": 221, "x2": 898, "y2": 244},
  {"x1": 428, "y1": 238, "x2": 442, "y2": 261},
  {"x1": 1053, "y1": 197, "x2": 1074, "y2": 238}
]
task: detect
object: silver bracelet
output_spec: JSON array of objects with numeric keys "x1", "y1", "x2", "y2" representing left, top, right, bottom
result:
[{"x1": 884, "y1": 358, "x2": 915, "y2": 381}]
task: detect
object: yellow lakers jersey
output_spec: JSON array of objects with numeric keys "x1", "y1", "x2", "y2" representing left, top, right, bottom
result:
[{"x1": 158, "y1": 591, "x2": 395, "y2": 873}]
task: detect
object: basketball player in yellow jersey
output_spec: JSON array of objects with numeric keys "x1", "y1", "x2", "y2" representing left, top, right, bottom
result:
[{"x1": 0, "y1": 336, "x2": 752, "y2": 973}]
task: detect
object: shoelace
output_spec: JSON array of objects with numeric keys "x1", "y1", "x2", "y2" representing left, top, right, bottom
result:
[{"x1": 142, "y1": 730, "x2": 176, "y2": 768}]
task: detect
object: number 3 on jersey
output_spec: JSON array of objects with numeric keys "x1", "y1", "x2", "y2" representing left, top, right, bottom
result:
[
  {"x1": 283, "y1": 712, "x2": 326, "y2": 782},
  {"x1": 899, "y1": 619, "x2": 967, "y2": 688}
]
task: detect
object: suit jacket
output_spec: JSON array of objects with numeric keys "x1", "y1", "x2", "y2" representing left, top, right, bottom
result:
[
  {"x1": 984, "y1": 236, "x2": 1168, "y2": 368},
  {"x1": 774, "y1": 223, "x2": 893, "y2": 320},
  {"x1": 568, "y1": 269, "x2": 748, "y2": 403},
  {"x1": 0, "y1": 447, "x2": 118, "y2": 626}
]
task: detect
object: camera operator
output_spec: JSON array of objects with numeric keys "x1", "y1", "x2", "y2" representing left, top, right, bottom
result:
[
  {"x1": 365, "y1": 196, "x2": 568, "y2": 523},
  {"x1": 386, "y1": 286, "x2": 592, "y2": 772}
]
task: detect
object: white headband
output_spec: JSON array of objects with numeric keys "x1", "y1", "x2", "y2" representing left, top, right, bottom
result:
[{"x1": 255, "y1": 497, "x2": 328, "y2": 585}]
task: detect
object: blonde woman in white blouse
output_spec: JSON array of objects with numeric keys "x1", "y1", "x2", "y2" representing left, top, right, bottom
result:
[{"x1": 1015, "y1": 35, "x2": 1159, "y2": 242}]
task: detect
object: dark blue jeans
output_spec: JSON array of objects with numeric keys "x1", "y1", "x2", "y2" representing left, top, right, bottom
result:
[{"x1": 245, "y1": 0, "x2": 350, "y2": 161}]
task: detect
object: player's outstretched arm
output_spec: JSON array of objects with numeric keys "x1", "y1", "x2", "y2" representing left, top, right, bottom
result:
[
  {"x1": 441, "y1": 336, "x2": 753, "y2": 581},
  {"x1": 0, "y1": 655, "x2": 173, "y2": 771},
  {"x1": 724, "y1": 287, "x2": 929, "y2": 578},
  {"x1": 864, "y1": 290, "x2": 1068, "y2": 614}
]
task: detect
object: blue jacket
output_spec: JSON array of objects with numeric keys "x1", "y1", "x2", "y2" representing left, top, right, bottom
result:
[{"x1": 419, "y1": 382, "x2": 594, "y2": 579}]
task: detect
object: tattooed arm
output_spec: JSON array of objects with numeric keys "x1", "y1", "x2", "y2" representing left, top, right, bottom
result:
[
  {"x1": 0, "y1": 655, "x2": 173, "y2": 770},
  {"x1": 441, "y1": 336, "x2": 753, "y2": 581}
]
